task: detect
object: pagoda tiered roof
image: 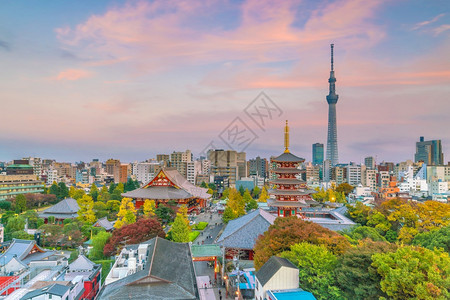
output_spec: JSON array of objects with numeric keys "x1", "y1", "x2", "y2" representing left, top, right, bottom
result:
[
  {"x1": 267, "y1": 198, "x2": 309, "y2": 207},
  {"x1": 272, "y1": 152, "x2": 304, "y2": 163},
  {"x1": 272, "y1": 167, "x2": 301, "y2": 173},
  {"x1": 268, "y1": 189, "x2": 316, "y2": 196},
  {"x1": 269, "y1": 178, "x2": 303, "y2": 185}
]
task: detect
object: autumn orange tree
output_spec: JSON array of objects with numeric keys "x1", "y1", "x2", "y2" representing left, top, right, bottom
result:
[{"x1": 253, "y1": 216, "x2": 351, "y2": 269}]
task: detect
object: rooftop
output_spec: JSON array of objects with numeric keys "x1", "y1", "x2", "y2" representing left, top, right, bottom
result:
[
  {"x1": 268, "y1": 288, "x2": 316, "y2": 300},
  {"x1": 272, "y1": 152, "x2": 305, "y2": 163},
  {"x1": 256, "y1": 256, "x2": 297, "y2": 286},
  {"x1": 99, "y1": 237, "x2": 198, "y2": 300},
  {"x1": 216, "y1": 209, "x2": 275, "y2": 249}
]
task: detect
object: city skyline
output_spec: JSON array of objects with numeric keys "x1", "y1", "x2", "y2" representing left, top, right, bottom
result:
[{"x1": 1, "y1": 0, "x2": 449, "y2": 163}]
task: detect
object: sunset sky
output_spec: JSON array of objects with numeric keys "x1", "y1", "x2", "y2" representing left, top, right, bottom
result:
[{"x1": 1, "y1": 0, "x2": 449, "y2": 163}]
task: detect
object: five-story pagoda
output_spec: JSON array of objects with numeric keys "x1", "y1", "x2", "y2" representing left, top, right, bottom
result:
[{"x1": 268, "y1": 121, "x2": 316, "y2": 217}]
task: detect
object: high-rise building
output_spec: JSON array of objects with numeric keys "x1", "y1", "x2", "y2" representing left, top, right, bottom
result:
[
  {"x1": 312, "y1": 143, "x2": 324, "y2": 165},
  {"x1": 248, "y1": 156, "x2": 268, "y2": 178},
  {"x1": 364, "y1": 156, "x2": 376, "y2": 169},
  {"x1": 105, "y1": 159, "x2": 121, "y2": 183},
  {"x1": 326, "y1": 44, "x2": 339, "y2": 166},
  {"x1": 170, "y1": 150, "x2": 193, "y2": 178},
  {"x1": 415, "y1": 136, "x2": 444, "y2": 165},
  {"x1": 208, "y1": 149, "x2": 246, "y2": 186}
]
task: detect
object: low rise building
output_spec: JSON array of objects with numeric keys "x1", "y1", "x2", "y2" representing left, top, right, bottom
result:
[
  {"x1": 0, "y1": 175, "x2": 44, "y2": 201},
  {"x1": 39, "y1": 198, "x2": 80, "y2": 224},
  {"x1": 100, "y1": 237, "x2": 199, "y2": 299}
]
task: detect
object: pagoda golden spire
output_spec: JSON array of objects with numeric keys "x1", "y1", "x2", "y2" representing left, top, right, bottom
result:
[{"x1": 284, "y1": 120, "x2": 290, "y2": 153}]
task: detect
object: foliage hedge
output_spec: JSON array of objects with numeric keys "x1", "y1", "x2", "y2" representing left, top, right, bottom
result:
[
  {"x1": 189, "y1": 231, "x2": 200, "y2": 242},
  {"x1": 193, "y1": 222, "x2": 208, "y2": 230}
]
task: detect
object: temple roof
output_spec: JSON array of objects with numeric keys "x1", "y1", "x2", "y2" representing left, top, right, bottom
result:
[
  {"x1": 267, "y1": 199, "x2": 310, "y2": 208},
  {"x1": 122, "y1": 185, "x2": 193, "y2": 200},
  {"x1": 0, "y1": 239, "x2": 54, "y2": 266},
  {"x1": 216, "y1": 209, "x2": 275, "y2": 249},
  {"x1": 93, "y1": 217, "x2": 114, "y2": 231},
  {"x1": 268, "y1": 189, "x2": 316, "y2": 195},
  {"x1": 272, "y1": 152, "x2": 304, "y2": 163},
  {"x1": 272, "y1": 168, "x2": 301, "y2": 174},
  {"x1": 270, "y1": 178, "x2": 303, "y2": 185},
  {"x1": 122, "y1": 167, "x2": 211, "y2": 200},
  {"x1": 39, "y1": 198, "x2": 79, "y2": 219}
]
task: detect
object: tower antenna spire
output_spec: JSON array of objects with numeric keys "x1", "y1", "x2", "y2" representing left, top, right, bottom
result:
[
  {"x1": 331, "y1": 43, "x2": 334, "y2": 71},
  {"x1": 284, "y1": 120, "x2": 290, "y2": 153}
]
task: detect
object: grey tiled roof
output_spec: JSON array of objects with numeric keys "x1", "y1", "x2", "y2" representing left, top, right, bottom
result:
[
  {"x1": 272, "y1": 152, "x2": 304, "y2": 162},
  {"x1": 22, "y1": 283, "x2": 70, "y2": 299},
  {"x1": 256, "y1": 256, "x2": 297, "y2": 286},
  {"x1": 99, "y1": 237, "x2": 198, "y2": 300},
  {"x1": 0, "y1": 239, "x2": 53, "y2": 266},
  {"x1": 38, "y1": 198, "x2": 79, "y2": 219},
  {"x1": 216, "y1": 209, "x2": 275, "y2": 249},
  {"x1": 122, "y1": 168, "x2": 211, "y2": 200},
  {"x1": 94, "y1": 217, "x2": 114, "y2": 231},
  {"x1": 122, "y1": 185, "x2": 193, "y2": 199}
]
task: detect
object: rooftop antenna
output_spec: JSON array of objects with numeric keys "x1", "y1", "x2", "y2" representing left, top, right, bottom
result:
[{"x1": 330, "y1": 43, "x2": 334, "y2": 71}]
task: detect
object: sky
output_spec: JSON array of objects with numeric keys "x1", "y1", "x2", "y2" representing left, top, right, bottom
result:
[{"x1": 0, "y1": 0, "x2": 449, "y2": 164}]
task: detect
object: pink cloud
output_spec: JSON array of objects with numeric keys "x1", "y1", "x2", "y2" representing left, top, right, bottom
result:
[{"x1": 54, "y1": 69, "x2": 92, "y2": 81}]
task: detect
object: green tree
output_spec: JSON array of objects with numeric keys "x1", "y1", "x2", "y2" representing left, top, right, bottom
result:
[
  {"x1": 252, "y1": 186, "x2": 261, "y2": 198},
  {"x1": 71, "y1": 188, "x2": 86, "y2": 200},
  {"x1": 155, "y1": 204, "x2": 174, "y2": 224},
  {"x1": 114, "y1": 198, "x2": 136, "y2": 229},
  {"x1": 98, "y1": 185, "x2": 110, "y2": 202},
  {"x1": 116, "y1": 183, "x2": 124, "y2": 193},
  {"x1": 110, "y1": 185, "x2": 123, "y2": 201},
  {"x1": 170, "y1": 206, "x2": 191, "y2": 243},
  {"x1": 238, "y1": 185, "x2": 245, "y2": 196},
  {"x1": 200, "y1": 182, "x2": 208, "y2": 188},
  {"x1": 221, "y1": 188, "x2": 230, "y2": 200},
  {"x1": 243, "y1": 189, "x2": 258, "y2": 211},
  {"x1": 89, "y1": 231, "x2": 112, "y2": 260},
  {"x1": 143, "y1": 200, "x2": 156, "y2": 217},
  {"x1": 258, "y1": 186, "x2": 269, "y2": 202},
  {"x1": 49, "y1": 182, "x2": 59, "y2": 198},
  {"x1": 412, "y1": 226, "x2": 450, "y2": 252},
  {"x1": 108, "y1": 183, "x2": 116, "y2": 194},
  {"x1": 15, "y1": 194, "x2": 27, "y2": 213},
  {"x1": 222, "y1": 188, "x2": 245, "y2": 223},
  {"x1": 280, "y1": 243, "x2": 342, "y2": 300},
  {"x1": 106, "y1": 200, "x2": 120, "y2": 212},
  {"x1": 77, "y1": 195, "x2": 97, "y2": 223},
  {"x1": 335, "y1": 241, "x2": 397, "y2": 300},
  {"x1": 124, "y1": 178, "x2": 136, "y2": 192},
  {"x1": 346, "y1": 202, "x2": 371, "y2": 226},
  {"x1": 5, "y1": 215, "x2": 26, "y2": 240},
  {"x1": 58, "y1": 182, "x2": 69, "y2": 199},
  {"x1": 342, "y1": 226, "x2": 387, "y2": 244},
  {"x1": 93, "y1": 201, "x2": 108, "y2": 219},
  {"x1": 89, "y1": 184, "x2": 99, "y2": 201},
  {"x1": 372, "y1": 245, "x2": 450, "y2": 299}
]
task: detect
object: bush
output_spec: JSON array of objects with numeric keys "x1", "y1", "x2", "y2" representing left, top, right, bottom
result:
[
  {"x1": 189, "y1": 231, "x2": 200, "y2": 241},
  {"x1": 0, "y1": 201, "x2": 12, "y2": 211},
  {"x1": 193, "y1": 222, "x2": 208, "y2": 230}
]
